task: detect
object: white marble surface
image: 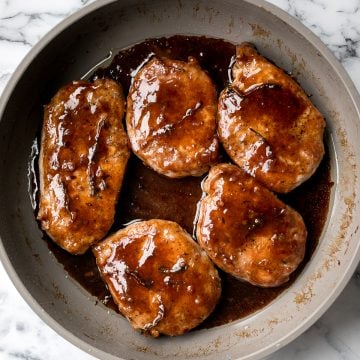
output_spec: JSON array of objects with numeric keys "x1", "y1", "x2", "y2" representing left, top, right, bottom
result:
[{"x1": 0, "y1": 0, "x2": 360, "y2": 359}]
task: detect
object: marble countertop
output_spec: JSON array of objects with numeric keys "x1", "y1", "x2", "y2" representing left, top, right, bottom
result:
[{"x1": 0, "y1": 0, "x2": 360, "y2": 359}]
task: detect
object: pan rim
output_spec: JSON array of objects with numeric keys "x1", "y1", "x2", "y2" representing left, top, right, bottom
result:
[{"x1": 0, "y1": 0, "x2": 360, "y2": 359}]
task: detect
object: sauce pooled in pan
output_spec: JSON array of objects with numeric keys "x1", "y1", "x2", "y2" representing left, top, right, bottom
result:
[{"x1": 39, "y1": 35, "x2": 332, "y2": 329}]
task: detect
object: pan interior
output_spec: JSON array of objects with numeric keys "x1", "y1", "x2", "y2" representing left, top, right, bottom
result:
[{"x1": 0, "y1": 1, "x2": 359, "y2": 360}]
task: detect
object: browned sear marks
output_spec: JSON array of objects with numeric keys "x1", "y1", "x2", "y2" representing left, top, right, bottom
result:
[
  {"x1": 218, "y1": 43, "x2": 325, "y2": 193},
  {"x1": 93, "y1": 220, "x2": 221, "y2": 336},
  {"x1": 196, "y1": 164, "x2": 307, "y2": 287},
  {"x1": 38, "y1": 79, "x2": 130, "y2": 254},
  {"x1": 126, "y1": 57, "x2": 219, "y2": 178}
]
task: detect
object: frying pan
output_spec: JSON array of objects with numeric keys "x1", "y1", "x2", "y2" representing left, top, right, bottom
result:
[{"x1": 0, "y1": 0, "x2": 360, "y2": 359}]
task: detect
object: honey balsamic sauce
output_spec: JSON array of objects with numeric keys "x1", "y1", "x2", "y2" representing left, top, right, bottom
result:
[{"x1": 42, "y1": 36, "x2": 332, "y2": 330}]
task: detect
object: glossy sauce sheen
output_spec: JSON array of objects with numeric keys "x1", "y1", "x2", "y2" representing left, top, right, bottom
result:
[
  {"x1": 37, "y1": 79, "x2": 129, "y2": 254},
  {"x1": 196, "y1": 163, "x2": 307, "y2": 287},
  {"x1": 218, "y1": 85, "x2": 306, "y2": 177},
  {"x1": 93, "y1": 220, "x2": 221, "y2": 336},
  {"x1": 43, "y1": 36, "x2": 332, "y2": 328},
  {"x1": 218, "y1": 43, "x2": 325, "y2": 194},
  {"x1": 125, "y1": 56, "x2": 219, "y2": 178}
]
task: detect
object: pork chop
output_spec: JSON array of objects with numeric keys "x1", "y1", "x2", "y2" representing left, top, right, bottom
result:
[
  {"x1": 196, "y1": 164, "x2": 307, "y2": 287},
  {"x1": 37, "y1": 79, "x2": 130, "y2": 254},
  {"x1": 126, "y1": 57, "x2": 219, "y2": 178},
  {"x1": 217, "y1": 43, "x2": 325, "y2": 193},
  {"x1": 93, "y1": 219, "x2": 221, "y2": 336}
]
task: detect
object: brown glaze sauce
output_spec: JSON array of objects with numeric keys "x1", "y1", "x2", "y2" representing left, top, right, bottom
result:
[
  {"x1": 196, "y1": 163, "x2": 307, "y2": 289},
  {"x1": 126, "y1": 56, "x2": 219, "y2": 178},
  {"x1": 38, "y1": 79, "x2": 129, "y2": 255},
  {"x1": 43, "y1": 36, "x2": 332, "y2": 329},
  {"x1": 93, "y1": 220, "x2": 221, "y2": 336},
  {"x1": 218, "y1": 84, "x2": 307, "y2": 178}
]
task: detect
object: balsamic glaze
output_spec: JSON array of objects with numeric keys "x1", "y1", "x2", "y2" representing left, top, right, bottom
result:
[{"x1": 40, "y1": 35, "x2": 332, "y2": 329}]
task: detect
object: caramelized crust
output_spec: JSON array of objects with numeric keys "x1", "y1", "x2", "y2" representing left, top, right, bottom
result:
[
  {"x1": 37, "y1": 79, "x2": 130, "y2": 254},
  {"x1": 126, "y1": 57, "x2": 219, "y2": 178},
  {"x1": 218, "y1": 43, "x2": 325, "y2": 193},
  {"x1": 93, "y1": 220, "x2": 221, "y2": 336},
  {"x1": 196, "y1": 164, "x2": 307, "y2": 287}
]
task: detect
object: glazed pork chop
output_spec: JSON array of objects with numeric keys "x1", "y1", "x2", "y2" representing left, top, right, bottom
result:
[
  {"x1": 93, "y1": 219, "x2": 221, "y2": 336},
  {"x1": 126, "y1": 57, "x2": 219, "y2": 178},
  {"x1": 196, "y1": 164, "x2": 307, "y2": 287},
  {"x1": 37, "y1": 79, "x2": 130, "y2": 254},
  {"x1": 218, "y1": 43, "x2": 325, "y2": 193}
]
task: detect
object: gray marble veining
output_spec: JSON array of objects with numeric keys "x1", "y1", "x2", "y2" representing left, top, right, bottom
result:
[{"x1": 0, "y1": 0, "x2": 360, "y2": 359}]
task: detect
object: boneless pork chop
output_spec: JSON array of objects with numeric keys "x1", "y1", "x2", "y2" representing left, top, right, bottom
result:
[
  {"x1": 38, "y1": 79, "x2": 130, "y2": 254},
  {"x1": 126, "y1": 57, "x2": 219, "y2": 178},
  {"x1": 196, "y1": 164, "x2": 307, "y2": 287},
  {"x1": 93, "y1": 220, "x2": 221, "y2": 336},
  {"x1": 218, "y1": 43, "x2": 325, "y2": 193}
]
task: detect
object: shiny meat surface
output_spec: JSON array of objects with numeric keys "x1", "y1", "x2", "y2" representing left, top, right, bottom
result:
[
  {"x1": 37, "y1": 79, "x2": 130, "y2": 254},
  {"x1": 218, "y1": 43, "x2": 325, "y2": 193},
  {"x1": 93, "y1": 220, "x2": 221, "y2": 336},
  {"x1": 196, "y1": 164, "x2": 307, "y2": 287},
  {"x1": 126, "y1": 57, "x2": 219, "y2": 178}
]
